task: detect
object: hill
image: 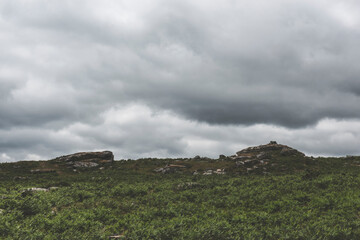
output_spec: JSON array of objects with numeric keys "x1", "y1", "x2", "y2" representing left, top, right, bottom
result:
[{"x1": 1, "y1": 142, "x2": 360, "y2": 239}]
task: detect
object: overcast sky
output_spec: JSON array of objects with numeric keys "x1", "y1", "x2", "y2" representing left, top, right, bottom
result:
[{"x1": 1, "y1": 0, "x2": 360, "y2": 162}]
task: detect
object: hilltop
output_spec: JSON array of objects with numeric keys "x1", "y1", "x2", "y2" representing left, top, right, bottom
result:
[
  {"x1": 0, "y1": 141, "x2": 358, "y2": 178},
  {"x1": 1, "y1": 142, "x2": 360, "y2": 239}
]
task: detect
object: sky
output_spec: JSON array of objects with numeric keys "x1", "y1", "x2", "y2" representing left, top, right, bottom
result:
[{"x1": 1, "y1": 0, "x2": 360, "y2": 162}]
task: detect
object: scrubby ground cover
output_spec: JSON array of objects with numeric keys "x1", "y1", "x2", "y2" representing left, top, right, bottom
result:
[{"x1": 1, "y1": 157, "x2": 360, "y2": 239}]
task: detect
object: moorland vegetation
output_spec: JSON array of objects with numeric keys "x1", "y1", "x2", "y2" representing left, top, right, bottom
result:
[{"x1": 1, "y1": 142, "x2": 360, "y2": 239}]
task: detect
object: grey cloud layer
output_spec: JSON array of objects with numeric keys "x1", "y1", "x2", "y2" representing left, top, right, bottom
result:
[{"x1": 1, "y1": 0, "x2": 360, "y2": 160}]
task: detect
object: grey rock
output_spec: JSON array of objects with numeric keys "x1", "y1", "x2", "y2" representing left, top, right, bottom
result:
[
  {"x1": 73, "y1": 161, "x2": 99, "y2": 168},
  {"x1": 109, "y1": 235, "x2": 125, "y2": 239},
  {"x1": 235, "y1": 142, "x2": 304, "y2": 158},
  {"x1": 214, "y1": 169, "x2": 225, "y2": 175},
  {"x1": 53, "y1": 151, "x2": 114, "y2": 163},
  {"x1": 153, "y1": 167, "x2": 164, "y2": 173},
  {"x1": 25, "y1": 188, "x2": 49, "y2": 192},
  {"x1": 236, "y1": 161, "x2": 245, "y2": 166}
]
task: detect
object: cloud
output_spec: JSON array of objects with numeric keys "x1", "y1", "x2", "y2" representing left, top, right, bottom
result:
[
  {"x1": 1, "y1": 103, "x2": 360, "y2": 162},
  {"x1": 0, "y1": 153, "x2": 12, "y2": 162},
  {"x1": 1, "y1": 0, "x2": 360, "y2": 161}
]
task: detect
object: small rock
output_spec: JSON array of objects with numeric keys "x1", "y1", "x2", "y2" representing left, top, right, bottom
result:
[
  {"x1": 236, "y1": 161, "x2": 245, "y2": 166},
  {"x1": 153, "y1": 167, "x2": 164, "y2": 173},
  {"x1": 214, "y1": 169, "x2": 225, "y2": 175},
  {"x1": 203, "y1": 170, "x2": 213, "y2": 175},
  {"x1": 29, "y1": 187, "x2": 49, "y2": 192},
  {"x1": 109, "y1": 234, "x2": 125, "y2": 239}
]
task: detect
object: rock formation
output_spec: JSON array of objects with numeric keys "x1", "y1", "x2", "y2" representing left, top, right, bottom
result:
[
  {"x1": 53, "y1": 151, "x2": 114, "y2": 168},
  {"x1": 233, "y1": 141, "x2": 304, "y2": 160},
  {"x1": 54, "y1": 151, "x2": 114, "y2": 162},
  {"x1": 230, "y1": 141, "x2": 305, "y2": 173}
]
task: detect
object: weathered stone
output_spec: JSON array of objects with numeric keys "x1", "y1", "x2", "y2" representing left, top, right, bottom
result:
[
  {"x1": 214, "y1": 169, "x2": 225, "y2": 175},
  {"x1": 203, "y1": 170, "x2": 213, "y2": 175},
  {"x1": 236, "y1": 161, "x2": 245, "y2": 166},
  {"x1": 109, "y1": 235, "x2": 125, "y2": 239},
  {"x1": 54, "y1": 151, "x2": 114, "y2": 162},
  {"x1": 153, "y1": 167, "x2": 164, "y2": 173},
  {"x1": 25, "y1": 188, "x2": 49, "y2": 192},
  {"x1": 73, "y1": 161, "x2": 99, "y2": 168},
  {"x1": 235, "y1": 141, "x2": 304, "y2": 158}
]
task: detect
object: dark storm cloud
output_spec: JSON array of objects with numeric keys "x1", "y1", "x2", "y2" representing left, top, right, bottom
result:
[
  {"x1": 2, "y1": 0, "x2": 360, "y2": 128},
  {"x1": 1, "y1": 0, "x2": 360, "y2": 160}
]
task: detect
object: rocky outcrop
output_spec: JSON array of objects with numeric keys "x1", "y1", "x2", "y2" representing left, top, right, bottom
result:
[
  {"x1": 233, "y1": 141, "x2": 304, "y2": 159},
  {"x1": 54, "y1": 151, "x2": 114, "y2": 162},
  {"x1": 53, "y1": 151, "x2": 114, "y2": 168},
  {"x1": 231, "y1": 142, "x2": 305, "y2": 173}
]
